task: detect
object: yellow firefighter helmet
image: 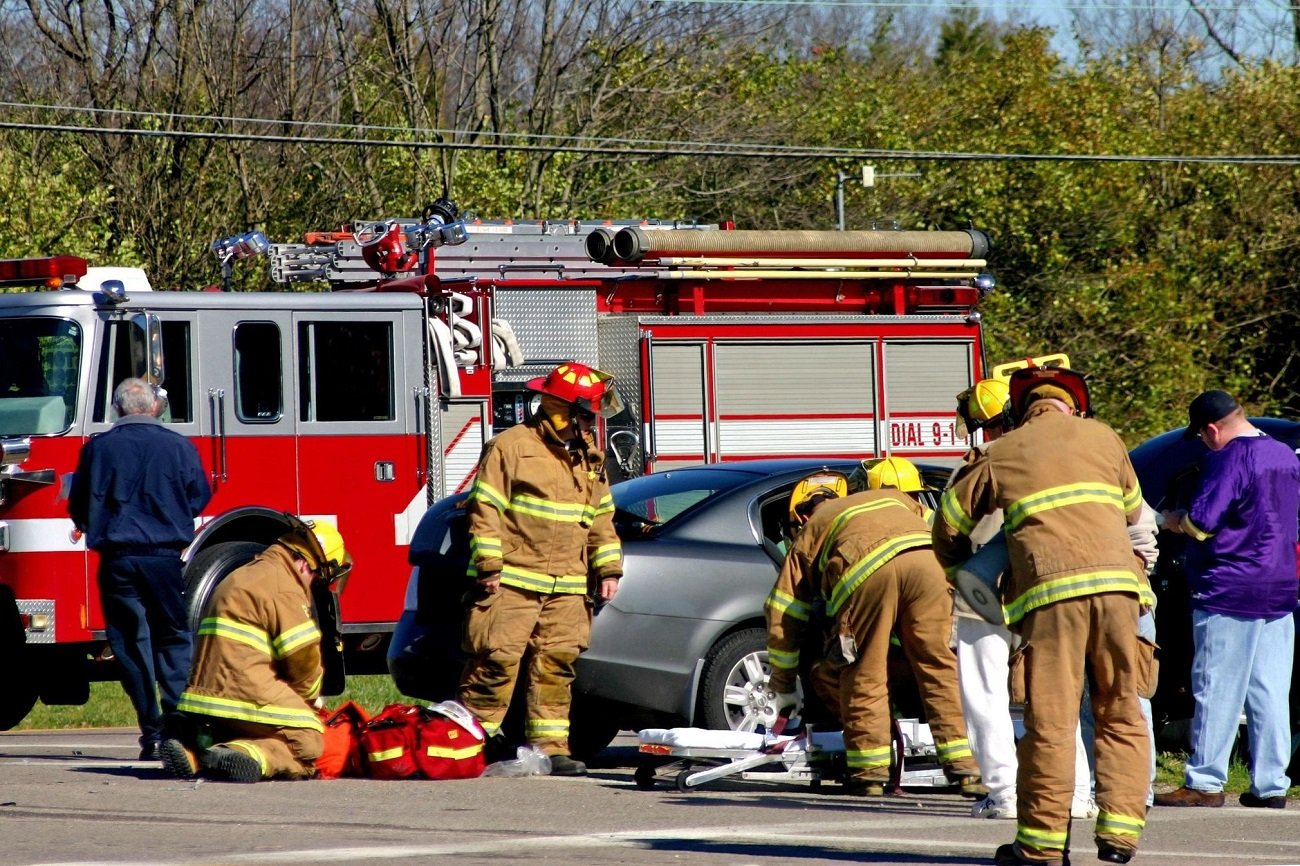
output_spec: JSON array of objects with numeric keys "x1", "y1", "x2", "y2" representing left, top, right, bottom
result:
[
  {"x1": 788, "y1": 471, "x2": 848, "y2": 527},
  {"x1": 849, "y1": 456, "x2": 926, "y2": 493},
  {"x1": 955, "y1": 378, "x2": 1012, "y2": 438},
  {"x1": 279, "y1": 514, "x2": 353, "y2": 589}
]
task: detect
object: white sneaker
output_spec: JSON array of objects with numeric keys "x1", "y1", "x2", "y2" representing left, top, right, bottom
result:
[
  {"x1": 1071, "y1": 797, "x2": 1099, "y2": 819},
  {"x1": 971, "y1": 796, "x2": 1016, "y2": 819}
]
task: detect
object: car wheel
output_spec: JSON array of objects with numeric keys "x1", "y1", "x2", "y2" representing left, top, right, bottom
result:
[
  {"x1": 569, "y1": 695, "x2": 622, "y2": 762},
  {"x1": 184, "y1": 541, "x2": 265, "y2": 633},
  {"x1": 697, "y1": 627, "x2": 798, "y2": 732}
]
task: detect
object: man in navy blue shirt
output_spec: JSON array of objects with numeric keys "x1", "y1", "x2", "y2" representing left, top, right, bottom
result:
[
  {"x1": 69, "y1": 378, "x2": 211, "y2": 760},
  {"x1": 1155, "y1": 390, "x2": 1300, "y2": 809}
]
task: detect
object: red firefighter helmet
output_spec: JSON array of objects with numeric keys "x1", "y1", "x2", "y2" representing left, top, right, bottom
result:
[
  {"x1": 526, "y1": 362, "x2": 624, "y2": 418},
  {"x1": 1008, "y1": 365, "x2": 1091, "y2": 421}
]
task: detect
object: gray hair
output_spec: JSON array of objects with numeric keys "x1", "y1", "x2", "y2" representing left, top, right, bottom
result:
[{"x1": 113, "y1": 378, "x2": 159, "y2": 416}]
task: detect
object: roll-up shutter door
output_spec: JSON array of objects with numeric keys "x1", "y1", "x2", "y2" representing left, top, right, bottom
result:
[
  {"x1": 649, "y1": 342, "x2": 707, "y2": 467},
  {"x1": 881, "y1": 341, "x2": 973, "y2": 454},
  {"x1": 714, "y1": 341, "x2": 876, "y2": 458}
]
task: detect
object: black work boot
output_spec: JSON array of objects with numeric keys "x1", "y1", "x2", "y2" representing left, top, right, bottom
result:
[
  {"x1": 547, "y1": 754, "x2": 588, "y2": 776},
  {"x1": 201, "y1": 746, "x2": 261, "y2": 783},
  {"x1": 160, "y1": 739, "x2": 200, "y2": 780}
]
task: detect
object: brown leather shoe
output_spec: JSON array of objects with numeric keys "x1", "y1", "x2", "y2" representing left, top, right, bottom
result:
[
  {"x1": 1153, "y1": 786, "x2": 1225, "y2": 807},
  {"x1": 1239, "y1": 791, "x2": 1287, "y2": 809}
]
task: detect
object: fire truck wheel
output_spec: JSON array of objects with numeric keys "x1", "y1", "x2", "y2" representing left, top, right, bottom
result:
[
  {"x1": 696, "y1": 627, "x2": 771, "y2": 732},
  {"x1": 1, "y1": 593, "x2": 39, "y2": 729},
  {"x1": 184, "y1": 541, "x2": 267, "y2": 633}
]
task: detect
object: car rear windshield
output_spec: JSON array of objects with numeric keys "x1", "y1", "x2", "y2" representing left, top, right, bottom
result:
[{"x1": 613, "y1": 467, "x2": 763, "y2": 526}]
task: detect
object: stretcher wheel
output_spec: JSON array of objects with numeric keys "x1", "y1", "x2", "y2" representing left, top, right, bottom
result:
[
  {"x1": 634, "y1": 764, "x2": 658, "y2": 789},
  {"x1": 675, "y1": 767, "x2": 696, "y2": 792}
]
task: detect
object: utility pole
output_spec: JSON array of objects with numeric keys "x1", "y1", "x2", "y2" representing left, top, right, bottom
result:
[{"x1": 835, "y1": 164, "x2": 919, "y2": 230}]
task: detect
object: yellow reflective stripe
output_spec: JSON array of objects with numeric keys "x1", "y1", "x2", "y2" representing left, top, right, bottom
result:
[
  {"x1": 1004, "y1": 482, "x2": 1125, "y2": 532},
  {"x1": 525, "y1": 719, "x2": 569, "y2": 737},
  {"x1": 177, "y1": 692, "x2": 324, "y2": 731},
  {"x1": 1004, "y1": 570, "x2": 1149, "y2": 624},
  {"x1": 590, "y1": 542, "x2": 622, "y2": 568},
  {"x1": 368, "y1": 745, "x2": 405, "y2": 762},
  {"x1": 305, "y1": 671, "x2": 323, "y2": 700},
  {"x1": 846, "y1": 746, "x2": 892, "y2": 769},
  {"x1": 510, "y1": 493, "x2": 596, "y2": 523},
  {"x1": 940, "y1": 488, "x2": 977, "y2": 537},
  {"x1": 426, "y1": 743, "x2": 483, "y2": 760},
  {"x1": 935, "y1": 738, "x2": 972, "y2": 762},
  {"x1": 1183, "y1": 514, "x2": 1211, "y2": 541},
  {"x1": 232, "y1": 741, "x2": 268, "y2": 776},
  {"x1": 827, "y1": 532, "x2": 932, "y2": 615},
  {"x1": 273, "y1": 620, "x2": 321, "y2": 658},
  {"x1": 471, "y1": 478, "x2": 508, "y2": 512},
  {"x1": 479, "y1": 719, "x2": 501, "y2": 736},
  {"x1": 1017, "y1": 825, "x2": 1068, "y2": 849},
  {"x1": 1122, "y1": 482, "x2": 1144, "y2": 513},
  {"x1": 500, "y1": 566, "x2": 587, "y2": 594},
  {"x1": 767, "y1": 646, "x2": 800, "y2": 670},
  {"x1": 817, "y1": 498, "x2": 912, "y2": 571},
  {"x1": 1096, "y1": 811, "x2": 1145, "y2": 837},
  {"x1": 471, "y1": 536, "x2": 502, "y2": 557},
  {"x1": 765, "y1": 588, "x2": 812, "y2": 621},
  {"x1": 594, "y1": 494, "x2": 615, "y2": 516},
  {"x1": 198, "y1": 617, "x2": 272, "y2": 655}
]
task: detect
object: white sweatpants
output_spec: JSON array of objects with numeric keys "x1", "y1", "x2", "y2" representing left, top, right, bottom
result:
[{"x1": 956, "y1": 615, "x2": 1092, "y2": 806}]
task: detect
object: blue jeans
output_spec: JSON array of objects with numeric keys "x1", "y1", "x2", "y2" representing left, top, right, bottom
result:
[
  {"x1": 97, "y1": 553, "x2": 193, "y2": 747},
  {"x1": 1185, "y1": 609, "x2": 1294, "y2": 797}
]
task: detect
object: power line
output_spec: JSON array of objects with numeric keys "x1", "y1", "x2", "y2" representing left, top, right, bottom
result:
[
  {"x1": 4, "y1": 119, "x2": 1299, "y2": 165},
  {"x1": 645, "y1": 0, "x2": 1275, "y2": 8}
]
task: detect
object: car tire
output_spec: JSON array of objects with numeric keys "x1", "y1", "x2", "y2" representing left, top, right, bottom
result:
[
  {"x1": 697, "y1": 627, "x2": 778, "y2": 732},
  {"x1": 569, "y1": 695, "x2": 622, "y2": 761},
  {"x1": 184, "y1": 541, "x2": 265, "y2": 633}
]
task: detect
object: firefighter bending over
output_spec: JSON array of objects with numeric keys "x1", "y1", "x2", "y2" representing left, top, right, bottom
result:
[
  {"x1": 933, "y1": 366, "x2": 1151, "y2": 866},
  {"x1": 457, "y1": 362, "x2": 624, "y2": 777},
  {"x1": 160, "y1": 518, "x2": 351, "y2": 783},
  {"x1": 764, "y1": 463, "x2": 981, "y2": 796}
]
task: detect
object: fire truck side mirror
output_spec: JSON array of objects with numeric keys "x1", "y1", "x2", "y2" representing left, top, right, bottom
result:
[
  {"x1": 129, "y1": 312, "x2": 166, "y2": 387},
  {"x1": 608, "y1": 429, "x2": 639, "y2": 478}
]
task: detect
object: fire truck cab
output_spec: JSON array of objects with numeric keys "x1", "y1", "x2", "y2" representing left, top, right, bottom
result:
[{"x1": 0, "y1": 217, "x2": 995, "y2": 729}]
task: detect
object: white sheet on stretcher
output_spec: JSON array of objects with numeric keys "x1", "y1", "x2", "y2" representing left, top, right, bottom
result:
[{"x1": 638, "y1": 727, "x2": 846, "y2": 754}]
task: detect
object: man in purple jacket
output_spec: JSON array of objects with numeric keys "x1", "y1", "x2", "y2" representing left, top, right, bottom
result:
[{"x1": 1155, "y1": 390, "x2": 1300, "y2": 809}]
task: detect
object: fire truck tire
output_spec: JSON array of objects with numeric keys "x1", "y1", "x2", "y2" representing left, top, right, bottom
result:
[
  {"x1": 1, "y1": 592, "x2": 39, "y2": 729},
  {"x1": 184, "y1": 541, "x2": 267, "y2": 633},
  {"x1": 697, "y1": 627, "x2": 771, "y2": 732}
]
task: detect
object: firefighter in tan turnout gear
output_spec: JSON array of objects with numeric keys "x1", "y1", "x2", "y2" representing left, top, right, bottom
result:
[
  {"x1": 933, "y1": 366, "x2": 1153, "y2": 866},
  {"x1": 161, "y1": 517, "x2": 352, "y2": 783},
  {"x1": 457, "y1": 362, "x2": 624, "y2": 777},
  {"x1": 765, "y1": 465, "x2": 980, "y2": 796}
]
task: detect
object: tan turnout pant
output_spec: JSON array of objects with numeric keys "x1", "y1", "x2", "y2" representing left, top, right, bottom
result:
[
  {"x1": 833, "y1": 548, "x2": 978, "y2": 782},
  {"x1": 200, "y1": 717, "x2": 322, "y2": 780},
  {"x1": 1014, "y1": 592, "x2": 1148, "y2": 863},
  {"x1": 458, "y1": 584, "x2": 591, "y2": 756}
]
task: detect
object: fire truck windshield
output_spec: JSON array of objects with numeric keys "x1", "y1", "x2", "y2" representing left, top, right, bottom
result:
[{"x1": 0, "y1": 318, "x2": 80, "y2": 435}]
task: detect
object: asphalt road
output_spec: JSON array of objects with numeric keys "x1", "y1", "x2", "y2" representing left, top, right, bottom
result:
[{"x1": 3, "y1": 728, "x2": 1299, "y2": 866}]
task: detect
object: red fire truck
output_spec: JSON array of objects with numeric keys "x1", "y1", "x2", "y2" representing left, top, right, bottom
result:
[{"x1": 0, "y1": 210, "x2": 994, "y2": 727}]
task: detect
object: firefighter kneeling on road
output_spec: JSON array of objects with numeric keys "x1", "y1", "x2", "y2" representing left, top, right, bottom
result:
[
  {"x1": 457, "y1": 362, "x2": 624, "y2": 777},
  {"x1": 160, "y1": 518, "x2": 351, "y2": 783},
  {"x1": 764, "y1": 462, "x2": 981, "y2": 796}
]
